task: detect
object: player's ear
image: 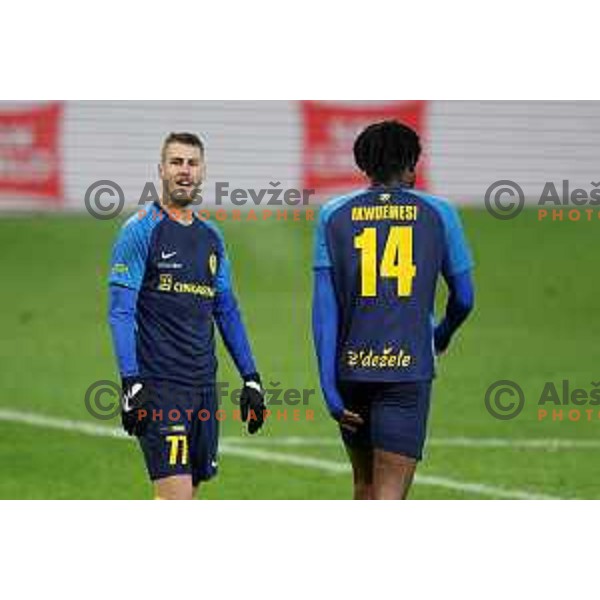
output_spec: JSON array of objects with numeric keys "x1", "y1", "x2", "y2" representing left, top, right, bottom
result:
[{"x1": 403, "y1": 167, "x2": 416, "y2": 187}]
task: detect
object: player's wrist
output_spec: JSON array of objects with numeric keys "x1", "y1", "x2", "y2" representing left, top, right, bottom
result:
[
  {"x1": 330, "y1": 407, "x2": 344, "y2": 422},
  {"x1": 326, "y1": 395, "x2": 345, "y2": 421},
  {"x1": 121, "y1": 375, "x2": 143, "y2": 387},
  {"x1": 434, "y1": 325, "x2": 451, "y2": 353},
  {"x1": 242, "y1": 372, "x2": 262, "y2": 390}
]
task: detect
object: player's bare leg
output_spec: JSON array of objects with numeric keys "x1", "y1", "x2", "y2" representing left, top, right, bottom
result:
[
  {"x1": 154, "y1": 474, "x2": 194, "y2": 500},
  {"x1": 345, "y1": 445, "x2": 374, "y2": 500},
  {"x1": 372, "y1": 449, "x2": 417, "y2": 500}
]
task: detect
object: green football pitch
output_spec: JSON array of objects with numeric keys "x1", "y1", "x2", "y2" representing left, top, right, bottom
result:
[{"x1": 1, "y1": 208, "x2": 600, "y2": 499}]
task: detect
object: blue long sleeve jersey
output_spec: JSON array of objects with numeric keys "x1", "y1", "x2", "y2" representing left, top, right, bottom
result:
[
  {"x1": 108, "y1": 203, "x2": 257, "y2": 385},
  {"x1": 312, "y1": 186, "x2": 474, "y2": 418}
]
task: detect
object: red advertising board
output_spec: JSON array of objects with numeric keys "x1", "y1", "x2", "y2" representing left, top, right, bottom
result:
[
  {"x1": 301, "y1": 101, "x2": 427, "y2": 195},
  {"x1": 0, "y1": 102, "x2": 63, "y2": 203}
]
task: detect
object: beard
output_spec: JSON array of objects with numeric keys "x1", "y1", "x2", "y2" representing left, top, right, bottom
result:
[{"x1": 163, "y1": 180, "x2": 201, "y2": 207}]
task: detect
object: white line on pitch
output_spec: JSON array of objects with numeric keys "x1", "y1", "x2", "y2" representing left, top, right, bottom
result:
[
  {"x1": 217, "y1": 445, "x2": 559, "y2": 499},
  {"x1": 0, "y1": 408, "x2": 129, "y2": 439},
  {"x1": 431, "y1": 437, "x2": 600, "y2": 449},
  {"x1": 0, "y1": 408, "x2": 562, "y2": 499},
  {"x1": 2, "y1": 409, "x2": 595, "y2": 451},
  {"x1": 225, "y1": 435, "x2": 600, "y2": 450}
]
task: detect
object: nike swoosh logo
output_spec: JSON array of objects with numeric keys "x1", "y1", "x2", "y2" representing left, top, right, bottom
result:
[
  {"x1": 161, "y1": 251, "x2": 177, "y2": 260},
  {"x1": 245, "y1": 381, "x2": 262, "y2": 393},
  {"x1": 123, "y1": 383, "x2": 143, "y2": 412}
]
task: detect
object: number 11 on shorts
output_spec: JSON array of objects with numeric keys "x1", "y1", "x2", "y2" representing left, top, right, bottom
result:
[{"x1": 166, "y1": 435, "x2": 189, "y2": 466}]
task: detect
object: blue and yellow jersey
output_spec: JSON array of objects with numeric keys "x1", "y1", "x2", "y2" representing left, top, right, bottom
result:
[
  {"x1": 109, "y1": 203, "x2": 232, "y2": 385},
  {"x1": 314, "y1": 185, "x2": 474, "y2": 382}
]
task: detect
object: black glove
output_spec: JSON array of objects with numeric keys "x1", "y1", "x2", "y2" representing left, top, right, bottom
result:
[
  {"x1": 121, "y1": 377, "x2": 149, "y2": 436},
  {"x1": 240, "y1": 373, "x2": 266, "y2": 434}
]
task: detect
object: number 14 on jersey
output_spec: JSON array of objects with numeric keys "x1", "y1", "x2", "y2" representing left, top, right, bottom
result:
[{"x1": 354, "y1": 226, "x2": 417, "y2": 297}]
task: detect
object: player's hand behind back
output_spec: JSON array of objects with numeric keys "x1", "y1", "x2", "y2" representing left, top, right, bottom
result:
[{"x1": 339, "y1": 409, "x2": 364, "y2": 433}]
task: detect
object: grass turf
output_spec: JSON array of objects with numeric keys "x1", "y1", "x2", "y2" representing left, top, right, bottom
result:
[{"x1": 1, "y1": 208, "x2": 599, "y2": 499}]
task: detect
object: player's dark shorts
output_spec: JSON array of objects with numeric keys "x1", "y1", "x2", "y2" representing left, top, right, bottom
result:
[
  {"x1": 338, "y1": 380, "x2": 432, "y2": 460},
  {"x1": 136, "y1": 380, "x2": 219, "y2": 485}
]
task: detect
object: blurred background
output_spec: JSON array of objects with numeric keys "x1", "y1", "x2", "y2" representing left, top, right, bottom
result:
[
  {"x1": 2, "y1": 100, "x2": 600, "y2": 499},
  {"x1": 3, "y1": 100, "x2": 599, "y2": 208}
]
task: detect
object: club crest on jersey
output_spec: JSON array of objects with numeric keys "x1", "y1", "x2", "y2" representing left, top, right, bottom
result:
[
  {"x1": 378, "y1": 193, "x2": 392, "y2": 203},
  {"x1": 209, "y1": 253, "x2": 218, "y2": 276},
  {"x1": 158, "y1": 274, "x2": 173, "y2": 291},
  {"x1": 346, "y1": 345, "x2": 413, "y2": 369}
]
